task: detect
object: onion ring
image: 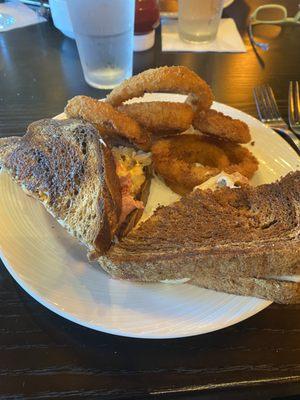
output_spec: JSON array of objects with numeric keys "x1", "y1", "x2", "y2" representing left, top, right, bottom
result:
[
  {"x1": 152, "y1": 135, "x2": 259, "y2": 195},
  {"x1": 221, "y1": 141, "x2": 259, "y2": 178},
  {"x1": 65, "y1": 95, "x2": 151, "y2": 151},
  {"x1": 106, "y1": 66, "x2": 213, "y2": 111},
  {"x1": 193, "y1": 109, "x2": 251, "y2": 144},
  {"x1": 118, "y1": 101, "x2": 194, "y2": 136},
  {"x1": 151, "y1": 135, "x2": 230, "y2": 195}
]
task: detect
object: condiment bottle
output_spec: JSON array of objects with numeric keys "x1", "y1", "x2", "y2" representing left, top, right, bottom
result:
[{"x1": 134, "y1": 0, "x2": 160, "y2": 51}]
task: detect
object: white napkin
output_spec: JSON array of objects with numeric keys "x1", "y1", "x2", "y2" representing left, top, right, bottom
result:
[
  {"x1": 0, "y1": 1, "x2": 46, "y2": 32},
  {"x1": 161, "y1": 18, "x2": 246, "y2": 53}
]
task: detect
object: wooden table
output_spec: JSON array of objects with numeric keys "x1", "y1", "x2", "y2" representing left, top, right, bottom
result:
[{"x1": 0, "y1": 1, "x2": 300, "y2": 399}]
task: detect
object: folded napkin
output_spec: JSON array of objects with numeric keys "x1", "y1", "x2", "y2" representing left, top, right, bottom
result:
[
  {"x1": 161, "y1": 18, "x2": 246, "y2": 53},
  {"x1": 0, "y1": 1, "x2": 46, "y2": 32}
]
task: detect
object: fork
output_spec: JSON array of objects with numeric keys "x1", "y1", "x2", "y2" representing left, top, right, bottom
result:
[
  {"x1": 288, "y1": 81, "x2": 300, "y2": 137},
  {"x1": 253, "y1": 85, "x2": 300, "y2": 154}
]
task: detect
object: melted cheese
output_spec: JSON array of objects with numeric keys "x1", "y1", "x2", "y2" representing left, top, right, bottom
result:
[{"x1": 112, "y1": 147, "x2": 151, "y2": 197}]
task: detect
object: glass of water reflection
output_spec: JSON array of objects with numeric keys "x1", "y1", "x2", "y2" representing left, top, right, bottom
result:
[
  {"x1": 178, "y1": 0, "x2": 224, "y2": 43},
  {"x1": 0, "y1": 12, "x2": 15, "y2": 31},
  {"x1": 66, "y1": 0, "x2": 135, "y2": 89}
]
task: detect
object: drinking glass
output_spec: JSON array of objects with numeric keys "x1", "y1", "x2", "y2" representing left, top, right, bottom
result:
[
  {"x1": 0, "y1": 0, "x2": 16, "y2": 32},
  {"x1": 66, "y1": 0, "x2": 135, "y2": 89},
  {"x1": 178, "y1": 0, "x2": 224, "y2": 43},
  {"x1": 0, "y1": 12, "x2": 15, "y2": 30}
]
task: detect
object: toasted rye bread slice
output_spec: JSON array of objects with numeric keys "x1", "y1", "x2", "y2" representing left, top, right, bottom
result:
[
  {"x1": 191, "y1": 274, "x2": 300, "y2": 304},
  {"x1": 3, "y1": 119, "x2": 122, "y2": 255},
  {"x1": 99, "y1": 172, "x2": 300, "y2": 301},
  {"x1": 0, "y1": 136, "x2": 22, "y2": 168}
]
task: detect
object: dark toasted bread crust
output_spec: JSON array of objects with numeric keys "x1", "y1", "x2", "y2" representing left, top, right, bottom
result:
[
  {"x1": 191, "y1": 275, "x2": 300, "y2": 304},
  {"x1": 99, "y1": 144, "x2": 122, "y2": 249},
  {"x1": 0, "y1": 136, "x2": 22, "y2": 168}
]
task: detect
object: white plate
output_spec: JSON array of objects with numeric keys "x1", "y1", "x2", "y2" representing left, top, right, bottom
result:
[
  {"x1": 0, "y1": 95, "x2": 299, "y2": 339},
  {"x1": 160, "y1": 0, "x2": 235, "y2": 19}
]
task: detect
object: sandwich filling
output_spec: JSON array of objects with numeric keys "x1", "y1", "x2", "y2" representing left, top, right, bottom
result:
[{"x1": 112, "y1": 146, "x2": 151, "y2": 224}]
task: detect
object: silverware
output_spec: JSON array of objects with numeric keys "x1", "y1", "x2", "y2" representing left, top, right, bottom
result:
[
  {"x1": 20, "y1": 1, "x2": 50, "y2": 19},
  {"x1": 288, "y1": 81, "x2": 300, "y2": 136},
  {"x1": 20, "y1": 1, "x2": 49, "y2": 8},
  {"x1": 253, "y1": 84, "x2": 300, "y2": 154}
]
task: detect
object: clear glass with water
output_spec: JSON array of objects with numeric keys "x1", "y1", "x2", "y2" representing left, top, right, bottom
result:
[
  {"x1": 178, "y1": 0, "x2": 224, "y2": 43},
  {"x1": 0, "y1": 13, "x2": 15, "y2": 31},
  {"x1": 66, "y1": 0, "x2": 135, "y2": 89}
]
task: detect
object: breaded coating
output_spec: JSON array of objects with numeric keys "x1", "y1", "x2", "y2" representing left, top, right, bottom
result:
[
  {"x1": 201, "y1": 136, "x2": 259, "y2": 179},
  {"x1": 222, "y1": 142, "x2": 259, "y2": 178},
  {"x1": 106, "y1": 66, "x2": 213, "y2": 111},
  {"x1": 152, "y1": 134, "x2": 258, "y2": 195},
  {"x1": 151, "y1": 135, "x2": 230, "y2": 195},
  {"x1": 193, "y1": 109, "x2": 251, "y2": 144},
  {"x1": 118, "y1": 101, "x2": 194, "y2": 135},
  {"x1": 65, "y1": 95, "x2": 151, "y2": 151}
]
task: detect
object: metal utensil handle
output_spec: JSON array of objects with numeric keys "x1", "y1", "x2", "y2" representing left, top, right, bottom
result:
[
  {"x1": 20, "y1": 1, "x2": 50, "y2": 8},
  {"x1": 274, "y1": 128, "x2": 300, "y2": 155}
]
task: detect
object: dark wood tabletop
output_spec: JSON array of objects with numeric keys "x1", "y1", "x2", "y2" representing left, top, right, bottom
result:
[{"x1": 1, "y1": 1, "x2": 300, "y2": 399}]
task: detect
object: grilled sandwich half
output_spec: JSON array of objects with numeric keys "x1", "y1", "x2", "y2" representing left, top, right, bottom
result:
[
  {"x1": 100, "y1": 172, "x2": 300, "y2": 303},
  {"x1": 1, "y1": 119, "x2": 151, "y2": 256}
]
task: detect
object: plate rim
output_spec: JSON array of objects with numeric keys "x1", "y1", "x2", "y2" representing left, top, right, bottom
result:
[{"x1": 0, "y1": 247, "x2": 272, "y2": 339}]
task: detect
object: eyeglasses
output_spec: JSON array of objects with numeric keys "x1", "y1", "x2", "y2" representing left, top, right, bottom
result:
[{"x1": 248, "y1": 4, "x2": 300, "y2": 51}]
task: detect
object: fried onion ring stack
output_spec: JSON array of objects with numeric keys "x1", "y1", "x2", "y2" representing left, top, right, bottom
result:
[{"x1": 64, "y1": 66, "x2": 259, "y2": 195}]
